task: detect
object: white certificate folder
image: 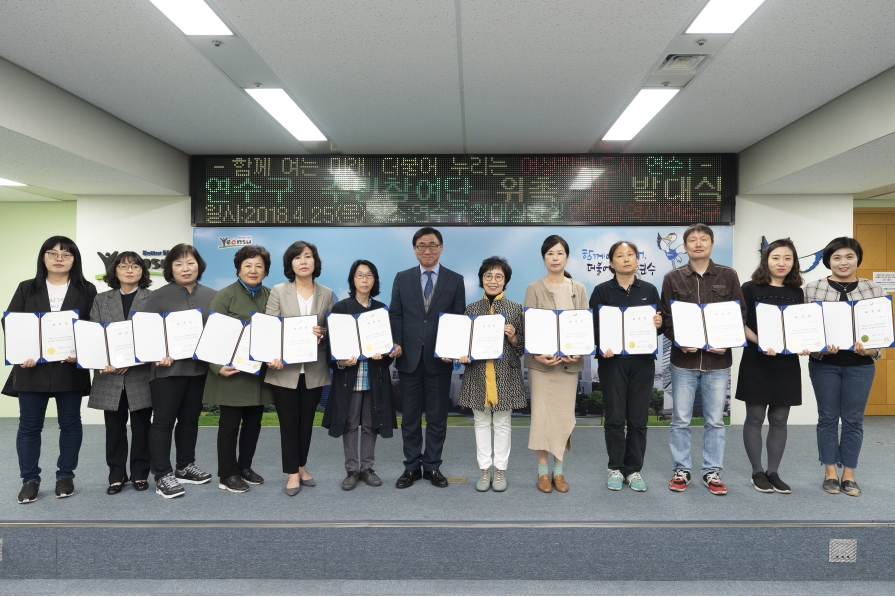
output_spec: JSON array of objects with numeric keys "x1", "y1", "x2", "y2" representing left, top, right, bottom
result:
[
  {"x1": 2, "y1": 310, "x2": 79, "y2": 365},
  {"x1": 327, "y1": 308, "x2": 395, "y2": 361},
  {"x1": 132, "y1": 309, "x2": 204, "y2": 363},
  {"x1": 598, "y1": 305, "x2": 658, "y2": 355},
  {"x1": 670, "y1": 300, "x2": 746, "y2": 350},
  {"x1": 523, "y1": 308, "x2": 595, "y2": 357},
  {"x1": 433, "y1": 313, "x2": 505, "y2": 361},
  {"x1": 755, "y1": 302, "x2": 827, "y2": 354},
  {"x1": 193, "y1": 311, "x2": 246, "y2": 366},
  {"x1": 73, "y1": 320, "x2": 142, "y2": 370}
]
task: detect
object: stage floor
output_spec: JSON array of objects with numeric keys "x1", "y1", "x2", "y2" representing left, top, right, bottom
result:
[{"x1": 2, "y1": 417, "x2": 894, "y2": 524}]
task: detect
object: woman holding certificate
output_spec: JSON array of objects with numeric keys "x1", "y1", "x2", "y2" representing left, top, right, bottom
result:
[
  {"x1": 453, "y1": 256, "x2": 525, "y2": 492},
  {"x1": 87, "y1": 251, "x2": 153, "y2": 495},
  {"x1": 736, "y1": 239, "x2": 807, "y2": 494},
  {"x1": 145, "y1": 244, "x2": 217, "y2": 499},
  {"x1": 3, "y1": 236, "x2": 96, "y2": 504},
  {"x1": 202, "y1": 245, "x2": 274, "y2": 494},
  {"x1": 589, "y1": 241, "x2": 662, "y2": 493},
  {"x1": 265, "y1": 241, "x2": 334, "y2": 496},
  {"x1": 525, "y1": 235, "x2": 589, "y2": 493},
  {"x1": 323, "y1": 260, "x2": 396, "y2": 491},
  {"x1": 805, "y1": 237, "x2": 884, "y2": 497}
]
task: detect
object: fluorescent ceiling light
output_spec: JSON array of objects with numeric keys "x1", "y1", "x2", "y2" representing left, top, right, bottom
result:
[
  {"x1": 148, "y1": 0, "x2": 232, "y2": 36},
  {"x1": 686, "y1": 0, "x2": 765, "y2": 34},
  {"x1": 0, "y1": 177, "x2": 26, "y2": 186},
  {"x1": 603, "y1": 89, "x2": 679, "y2": 141},
  {"x1": 246, "y1": 88, "x2": 327, "y2": 142}
]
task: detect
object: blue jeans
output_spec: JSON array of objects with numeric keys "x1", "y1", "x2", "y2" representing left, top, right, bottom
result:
[
  {"x1": 808, "y1": 360, "x2": 875, "y2": 469},
  {"x1": 669, "y1": 365, "x2": 728, "y2": 476},
  {"x1": 17, "y1": 391, "x2": 83, "y2": 483}
]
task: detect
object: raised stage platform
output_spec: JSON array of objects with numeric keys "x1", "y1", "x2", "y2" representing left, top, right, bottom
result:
[{"x1": 0, "y1": 418, "x2": 893, "y2": 587}]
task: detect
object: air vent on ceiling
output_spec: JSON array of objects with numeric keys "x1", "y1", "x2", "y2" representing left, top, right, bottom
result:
[{"x1": 659, "y1": 55, "x2": 708, "y2": 72}]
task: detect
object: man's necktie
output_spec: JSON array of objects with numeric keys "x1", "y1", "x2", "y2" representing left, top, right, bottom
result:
[{"x1": 424, "y1": 271, "x2": 433, "y2": 300}]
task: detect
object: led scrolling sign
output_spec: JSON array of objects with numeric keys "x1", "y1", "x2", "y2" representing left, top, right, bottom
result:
[{"x1": 193, "y1": 154, "x2": 736, "y2": 227}]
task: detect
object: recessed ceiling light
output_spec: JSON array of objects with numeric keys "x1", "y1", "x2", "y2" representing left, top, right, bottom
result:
[
  {"x1": 0, "y1": 177, "x2": 26, "y2": 186},
  {"x1": 148, "y1": 0, "x2": 232, "y2": 36},
  {"x1": 246, "y1": 89, "x2": 327, "y2": 142},
  {"x1": 686, "y1": 0, "x2": 765, "y2": 34},
  {"x1": 602, "y1": 89, "x2": 679, "y2": 141}
]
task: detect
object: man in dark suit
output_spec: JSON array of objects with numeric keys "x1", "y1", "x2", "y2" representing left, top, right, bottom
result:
[{"x1": 388, "y1": 227, "x2": 466, "y2": 488}]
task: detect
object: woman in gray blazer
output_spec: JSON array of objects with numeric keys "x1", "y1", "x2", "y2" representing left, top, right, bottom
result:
[
  {"x1": 265, "y1": 241, "x2": 334, "y2": 496},
  {"x1": 87, "y1": 251, "x2": 153, "y2": 494}
]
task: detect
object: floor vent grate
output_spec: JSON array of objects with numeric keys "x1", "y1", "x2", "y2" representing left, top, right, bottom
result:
[{"x1": 829, "y1": 539, "x2": 857, "y2": 563}]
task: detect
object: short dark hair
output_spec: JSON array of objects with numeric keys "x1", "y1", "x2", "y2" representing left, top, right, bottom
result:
[
  {"x1": 751, "y1": 239, "x2": 804, "y2": 287},
  {"x1": 234, "y1": 245, "x2": 271, "y2": 275},
  {"x1": 31, "y1": 235, "x2": 90, "y2": 293},
  {"x1": 540, "y1": 234, "x2": 572, "y2": 279},
  {"x1": 607, "y1": 240, "x2": 639, "y2": 274},
  {"x1": 348, "y1": 260, "x2": 380, "y2": 298},
  {"x1": 163, "y1": 243, "x2": 206, "y2": 283},
  {"x1": 478, "y1": 256, "x2": 512, "y2": 289},
  {"x1": 283, "y1": 240, "x2": 321, "y2": 281},
  {"x1": 412, "y1": 227, "x2": 443, "y2": 247},
  {"x1": 103, "y1": 251, "x2": 152, "y2": 290},
  {"x1": 822, "y1": 236, "x2": 863, "y2": 269},
  {"x1": 683, "y1": 223, "x2": 714, "y2": 244}
]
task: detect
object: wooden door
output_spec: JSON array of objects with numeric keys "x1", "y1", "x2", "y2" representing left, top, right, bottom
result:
[{"x1": 854, "y1": 208, "x2": 895, "y2": 415}]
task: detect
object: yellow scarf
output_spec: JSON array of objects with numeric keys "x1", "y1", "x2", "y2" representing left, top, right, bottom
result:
[{"x1": 484, "y1": 291, "x2": 504, "y2": 408}]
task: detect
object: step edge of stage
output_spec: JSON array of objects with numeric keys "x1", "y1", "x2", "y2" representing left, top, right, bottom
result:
[{"x1": 0, "y1": 519, "x2": 892, "y2": 529}]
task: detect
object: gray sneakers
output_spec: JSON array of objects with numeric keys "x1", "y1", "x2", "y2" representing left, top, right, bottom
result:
[
  {"x1": 475, "y1": 468, "x2": 491, "y2": 492},
  {"x1": 342, "y1": 471, "x2": 361, "y2": 491}
]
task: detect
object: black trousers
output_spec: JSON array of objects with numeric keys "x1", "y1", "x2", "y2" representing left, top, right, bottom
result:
[
  {"x1": 217, "y1": 404, "x2": 264, "y2": 479},
  {"x1": 398, "y1": 359, "x2": 451, "y2": 472},
  {"x1": 148, "y1": 375, "x2": 206, "y2": 481},
  {"x1": 104, "y1": 390, "x2": 152, "y2": 484},
  {"x1": 598, "y1": 357, "x2": 653, "y2": 476},
  {"x1": 271, "y1": 375, "x2": 321, "y2": 474}
]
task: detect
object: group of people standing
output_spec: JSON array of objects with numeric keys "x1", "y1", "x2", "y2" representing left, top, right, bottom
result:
[{"x1": 3, "y1": 225, "x2": 882, "y2": 503}]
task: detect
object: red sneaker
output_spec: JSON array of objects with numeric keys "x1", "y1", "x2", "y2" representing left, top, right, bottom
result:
[
  {"x1": 703, "y1": 472, "x2": 728, "y2": 495},
  {"x1": 668, "y1": 469, "x2": 691, "y2": 492}
]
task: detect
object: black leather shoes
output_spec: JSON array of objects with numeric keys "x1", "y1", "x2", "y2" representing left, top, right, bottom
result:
[
  {"x1": 132, "y1": 480, "x2": 149, "y2": 491},
  {"x1": 423, "y1": 469, "x2": 449, "y2": 488},
  {"x1": 107, "y1": 477, "x2": 127, "y2": 495},
  {"x1": 395, "y1": 469, "x2": 422, "y2": 489}
]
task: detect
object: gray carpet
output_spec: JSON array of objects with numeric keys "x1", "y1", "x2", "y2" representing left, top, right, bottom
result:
[{"x1": 2, "y1": 418, "x2": 893, "y2": 523}]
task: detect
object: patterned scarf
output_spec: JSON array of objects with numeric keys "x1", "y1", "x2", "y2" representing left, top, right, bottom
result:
[{"x1": 484, "y1": 291, "x2": 504, "y2": 408}]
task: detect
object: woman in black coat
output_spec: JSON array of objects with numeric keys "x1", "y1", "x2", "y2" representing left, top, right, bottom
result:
[
  {"x1": 3, "y1": 236, "x2": 97, "y2": 504},
  {"x1": 322, "y1": 260, "x2": 396, "y2": 491}
]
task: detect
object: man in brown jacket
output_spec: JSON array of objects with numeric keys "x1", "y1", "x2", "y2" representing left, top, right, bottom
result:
[{"x1": 660, "y1": 223, "x2": 745, "y2": 496}]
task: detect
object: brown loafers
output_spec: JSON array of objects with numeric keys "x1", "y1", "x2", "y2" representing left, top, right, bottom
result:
[
  {"x1": 553, "y1": 474, "x2": 569, "y2": 493},
  {"x1": 537, "y1": 474, "x2": 553, "y2": 493}
]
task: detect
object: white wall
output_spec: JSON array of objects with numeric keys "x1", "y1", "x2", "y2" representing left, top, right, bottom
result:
[
  {"x1": 730, "y1": 194, "x2": 854, "y2": 425},
  {"x1": 75, "y1": 195, "x2": 192, "y2": 423}
]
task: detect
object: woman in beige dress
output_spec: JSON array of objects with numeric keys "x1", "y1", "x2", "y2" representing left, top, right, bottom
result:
[{"x1": 524, "y1": 235, "x2": 589, "y2": 493}]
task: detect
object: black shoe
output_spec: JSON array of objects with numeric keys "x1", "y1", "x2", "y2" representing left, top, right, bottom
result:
[
  {"x1": 55, "y1": 478, "x2": 74, "y2": 499},
  {"x1": 396, "y1": 469, "x2": 422, "y2": 489},
  {"x1": 751, "y1": 471, "x2": 774, "y2": 493},
  {"x1": 106, "y1": 478, "x2": 126, "y2": 495},
  {"x1": 219, "y1": 475, "x2": 250, "y2": 493},
  {"x1": 423, "y1": 469, "x2": 449, "y2": 488},
  {"x1": 841, "y1": 479, "x2": 861, "y2": 497},
  {"x1": 156, "y1": 473, "x2": 185, "y2": 499},
  {"x1": 132, "y1": 480, "x2": 149, "y2": 491},
  {"x1": 823, "y1": 477, "x2": 840, "y2": 494},
  {"x1": 342, "y1": 471, "x2": 360, "y2": 491},
  {"x1": 17, "y1": 482, "x2": 39, "y2": 504},
  {"x1": 766, "y1": 471, "x2": 792, "y2": 494},
  {"x1": 175, "y1": 463, "x2": 212, "y2": 485},
  {"x1": 240, "y1": 468, "x2": 264, "y2": 485},
  {"x1": 360, "y1": 469, "x2": 382, "y2": 487}
]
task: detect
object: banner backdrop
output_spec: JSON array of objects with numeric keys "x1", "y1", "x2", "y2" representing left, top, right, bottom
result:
[{"x1": 193, "y1": 226, "x2": 734, "y2": 414}]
